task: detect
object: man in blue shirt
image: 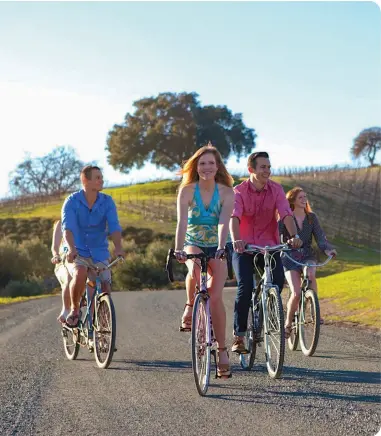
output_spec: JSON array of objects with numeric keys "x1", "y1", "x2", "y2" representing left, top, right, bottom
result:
[{"x1": 62, "y1": 165, "x2": 124, "y2": 327}]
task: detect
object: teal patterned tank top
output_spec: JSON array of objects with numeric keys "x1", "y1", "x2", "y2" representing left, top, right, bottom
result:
[{"x1": 185, "y1": 183, "x2": 222, "y2": 247}]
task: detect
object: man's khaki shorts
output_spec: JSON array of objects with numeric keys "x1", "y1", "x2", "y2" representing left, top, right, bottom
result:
[{"x1": 65, "y1": 255, "x2": 112, "y2": 284}]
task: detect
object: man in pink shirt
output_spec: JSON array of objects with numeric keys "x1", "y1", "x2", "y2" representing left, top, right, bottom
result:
[{"x1": 229, "y1": 151, "x2": 302, "y2": 353}]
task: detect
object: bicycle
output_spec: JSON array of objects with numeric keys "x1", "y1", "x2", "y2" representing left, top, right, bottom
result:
[
  {"x1": 166, "y1": 248, "x2": 231, "y2": 396},
  {"x1": 239, "y1": 243, "x2": 292, "y2": 379},
  {"x1": 281, "y1": 252, "x2": 333, "y2": 356},
  {"x1": 61, "y1": 256, "x2": 124, "y2": 369}
]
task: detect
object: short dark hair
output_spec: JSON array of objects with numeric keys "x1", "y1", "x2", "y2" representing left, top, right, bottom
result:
[
  {"x1": 80, "y1": 165, "x2": 101, "y2": 182},
  {"x1": 247, "y1": 151, "x2": 269, "y2": 169}
]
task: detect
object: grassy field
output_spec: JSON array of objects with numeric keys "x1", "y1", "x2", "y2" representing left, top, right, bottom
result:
[
  {"x1": 318, "y1": 265, "x2": 380, "y2": 329},
  {"x1": 0, "y1": 294, "x2": 56, "y2": 305},
  {"x1": 1, "y1": 172, "x2": 380, "y2": 329}
]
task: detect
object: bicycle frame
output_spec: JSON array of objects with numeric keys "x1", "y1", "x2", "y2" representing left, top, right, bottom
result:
[
  {"x1": 283, "y1": 253, "x2": 333, "y2": 316},
  {"x1": 282, "y1": 252, "x2": 333, "y2": 355},
  {"x1": 80, "y1": 256, "x2": 123, "y2": 335},
  {"x1": 62, "y1": 256, "x2": 123, "y2": 337},
  {"x1": 246, "y1": 244, "x2": 290, "y2": 338}
]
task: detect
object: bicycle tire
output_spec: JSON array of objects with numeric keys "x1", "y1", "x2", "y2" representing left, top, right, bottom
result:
[
  {"x1": 62, "y1": 326, "x2": 80, "y2": 361},
  {"x1": 288, "y1": 311, "x2": 299, "y2": 351},
  {"x1": 240, "y1": 305, "x2": 257, "y2": 370},
  {"x1": 299, "y1": 289, "x2": 320, "y2": 357},
  {"x1": 263, "y1": 288, "x2": 285, "y2": 379},
  {"x1": 191, "y1": 293, "x2": 211, "y2": 396},
  {"x1": 94, "y1": 294, "x2": 116, "y2": 369}
]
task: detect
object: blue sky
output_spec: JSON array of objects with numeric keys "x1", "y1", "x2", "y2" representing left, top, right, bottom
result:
[{"x1": 0, "y1": 1, "x2": 380, "y2": 198}]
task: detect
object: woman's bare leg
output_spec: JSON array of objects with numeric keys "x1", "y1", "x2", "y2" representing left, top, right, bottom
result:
[{"x1": 285, "y1": 270, "x2": 302, "y2": 328}]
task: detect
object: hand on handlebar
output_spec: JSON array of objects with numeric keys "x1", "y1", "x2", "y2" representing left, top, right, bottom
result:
[
  {"x1": 287, "y1": 237, "x2": 303, "y2": 249},
  {"x1": 51, "y1": 254, "x2": 61, "y2": 265},
  {"x1": 233, "y1": 240, "x2": 246, "y2": 253},
  {"x1": 325, "y1": 249, "x2": 337, "y2": 257},
  {"x1": 66, "y1": 247, "x2": 77, "y2": 263},
  {"x1": 215, "y1": 248, "x2": 226, "y2": 260},
  {"x1": 174, "y1": 250, "x2": 187, "y2": 263},
  {"x1": 114, "y1": 248, "x2": 125, "y2": 258}
]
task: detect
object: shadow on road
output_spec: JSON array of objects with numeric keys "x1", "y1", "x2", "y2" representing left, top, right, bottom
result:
[
  {"x1": 109, "y1": 359, "x2": 192, "y2": 372},
  {"x1": 312, "y1": 350, "x2": 381, "y2": 363},
  {"x1": 206, "y1": 365, "x2": 380, "y2": 405},
  {"x1": 207, "y1": 384, "x2": 380, "y2": 406},
  {"x1": 282, "y1": 365, "x2": 380, "y2": 385}
]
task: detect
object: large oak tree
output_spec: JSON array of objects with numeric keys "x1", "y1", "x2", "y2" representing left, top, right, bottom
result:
[{"x1": 106, "y1": 92, "x2": 256, "y2": 172}]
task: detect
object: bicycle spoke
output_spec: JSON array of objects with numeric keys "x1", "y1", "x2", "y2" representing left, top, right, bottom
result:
[{"x1": 263, "y1": 289, "x2": 285, "y2": 378}]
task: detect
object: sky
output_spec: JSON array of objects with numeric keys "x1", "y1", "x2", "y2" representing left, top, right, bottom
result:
[{"x1": 0, "y1": 1, "x2": 380, "y2": 198}]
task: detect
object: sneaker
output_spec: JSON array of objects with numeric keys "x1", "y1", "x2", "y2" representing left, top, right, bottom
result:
[{"x1": 231, "y1": 336, "x2": 247, "y2": 354}]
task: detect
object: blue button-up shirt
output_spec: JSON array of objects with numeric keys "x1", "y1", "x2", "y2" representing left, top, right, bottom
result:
[{"x1": 61, "y1": 190, "x2": 122, "y2": 262}]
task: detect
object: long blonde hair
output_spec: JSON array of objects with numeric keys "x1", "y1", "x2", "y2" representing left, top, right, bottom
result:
[
  {"x1": 178, "y1": 144, "x2": 234, "y2": 189},
  {"x1": 286, "y1": 187, "x2": 313, "y2": 223}
]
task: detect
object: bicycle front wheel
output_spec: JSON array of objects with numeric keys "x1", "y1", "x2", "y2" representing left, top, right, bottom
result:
[
  {"x1": 62, "y1": 326, "x2": 80, "y2": 361},
  {"x1": 191, "y1": 293, "x2": 212, "y2": 396},
  {"x1": 263, "y1": 288, "x2": 285, "y2": 379},
  {"x1": 299, "y1": 289, "x2": 320, "y2": 356},
  {"x1": 94, "y1": 294, "x2": 116, "y2": 369}
]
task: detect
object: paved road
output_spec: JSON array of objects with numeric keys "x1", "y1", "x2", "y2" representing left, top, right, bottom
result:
[{"x1": 1, "y1": 289, "x2": 380, "y2": 436}]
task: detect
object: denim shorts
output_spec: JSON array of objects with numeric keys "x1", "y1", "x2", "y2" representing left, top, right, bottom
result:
[{"x1": 184, "y1": 242, "x2": 233, "y2": 258}]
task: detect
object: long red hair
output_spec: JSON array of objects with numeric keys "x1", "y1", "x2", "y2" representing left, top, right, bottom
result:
[
  {"x1": 178, "y1": 144, "x2": 234, "y2": 189},
  {"x1": 286, "y1": 187, "x2": 313, "y2": 223}
]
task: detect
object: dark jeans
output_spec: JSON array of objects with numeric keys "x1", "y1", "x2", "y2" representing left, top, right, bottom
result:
[{"x1": 232, "y1": 251, "x2": 285, "y2": 336}]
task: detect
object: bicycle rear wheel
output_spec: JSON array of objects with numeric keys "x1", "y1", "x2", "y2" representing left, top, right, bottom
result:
[
  {"x1": 62, "y1": 326, "x2": 80, "y2": 361},
  {"x1": 288, "y1": 312, "x2": 299, "y2": 351},
  {"x1": 240, "y1": 305, "x2": 259, "y2": 370},
  {"x1": 94, "y1": 294, "x2": 116, "y2": 369},
  {"x1": 263, "y1": 288, "x2": 285, "y2": 379},
  {"x1": 299, "y1": 289, "x2": 320, "y2": 356},
  {"x1": 191, "y1": 293, "x2": 211, "y2": 396}
]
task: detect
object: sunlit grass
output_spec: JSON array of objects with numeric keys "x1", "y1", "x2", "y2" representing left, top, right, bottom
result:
[
  {"x1": 318, "y1": 265, "x2": 380, "y2": 328},
  {"x1": 0, "y1": 293, "x2": 57, "y2": 305}
]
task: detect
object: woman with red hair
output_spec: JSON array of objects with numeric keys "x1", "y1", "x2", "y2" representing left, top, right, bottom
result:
[{"x1": 279, "y1": 187, "x2": 337, "y2": 337}]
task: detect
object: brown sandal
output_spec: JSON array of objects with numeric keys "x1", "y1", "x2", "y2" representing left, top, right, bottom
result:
[
  {"x1": 216, "y1": 347, "x2": 232, "y2": 378},
  {"x1": 179, "y1": 303, "x2": 193, "y2": 332}
]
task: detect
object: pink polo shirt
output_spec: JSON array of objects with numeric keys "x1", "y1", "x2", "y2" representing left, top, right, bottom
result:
[{"x1": 232, "y1": 179, "x2": 293, "y2": 246}]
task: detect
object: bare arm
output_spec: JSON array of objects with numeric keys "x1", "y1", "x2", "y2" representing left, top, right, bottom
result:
[
  {"x1": 217, "y1": 187, "x2": 234, "y2": 249},
  {"x1": 51, "y1": 221, "x2": 62, "y2": 256},
  {"x1": 63, "y1": 229, "x2": 76, "y2": 253},
  {"x1": 229, "y1": 217, "x2": 241, "y2": 243},
  {"x1": 283, "y1": 215, "x2": 298, "y2": 237},
  {"x1": 230, "y1": 190, "x2": 246, "y2": 253},
  {"x1": 110, "y1": 231, "x2": 123, "y2": 256},
  {"x1": 175, "y1": 186, "x2": 191, "y2": 252}
]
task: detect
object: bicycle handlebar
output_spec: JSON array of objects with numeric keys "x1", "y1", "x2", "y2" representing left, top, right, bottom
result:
[
  {"x1": 281, "y1": 251, "x2": 333, "y2": 268},
  {"x1": 72, "y1": 255, "x2": 125, "y2": 273},
  {"x1": 165, "y1": 248, "x2": 233, "y2": 283},
  {"x1": 244, "y1": 243, "x2": 292, "y2": 253}
]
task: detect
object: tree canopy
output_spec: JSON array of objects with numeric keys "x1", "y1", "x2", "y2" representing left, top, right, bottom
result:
[
  {"x1": 9, "y1": 146, "x2": 85, "y2": 196},
  {"x1": 351, "y1": 127, "x2": 381, "y2": 167},
  {"x1": 106, "y1": 92, "x2": 256, "y2": 173}
]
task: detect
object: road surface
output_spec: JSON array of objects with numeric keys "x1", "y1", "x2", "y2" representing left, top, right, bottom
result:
[{"x1": 1, "y1": 289, "x2": 380, "y2": 436}]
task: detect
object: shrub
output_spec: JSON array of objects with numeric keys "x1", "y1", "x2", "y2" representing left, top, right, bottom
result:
[
  {"x1": 0, "y1": 238, "x2": 29, "y2": 287},
  {"x1": 0, "y1": 279, "x2": 43, "y2": 298},
  {"x1": 19, "y1": 237, "x2": 52, "y2": 278},
  {"x1": 112, "y1": 252, "x2": 169, "y2": 291}
]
